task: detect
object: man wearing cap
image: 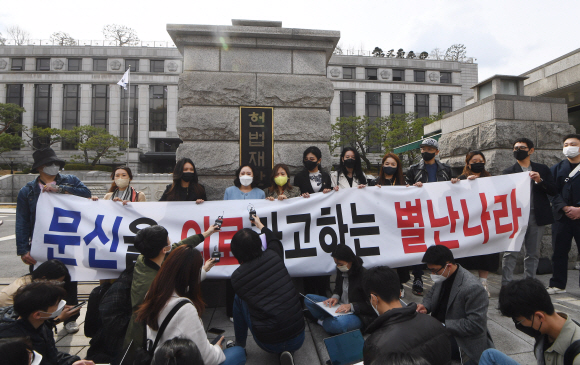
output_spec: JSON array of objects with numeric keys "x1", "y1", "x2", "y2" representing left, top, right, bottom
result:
[
  {"x1": 16, "y1": 147, "x2": 91, "y2": 334},
  {"x1": 405, "y1": 138, "x2": 452, "y2": 296}
]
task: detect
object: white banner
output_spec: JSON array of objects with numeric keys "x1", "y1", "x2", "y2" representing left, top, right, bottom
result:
[{"x1": 31, "y1": 173, "x2": 531, "y2": 281}]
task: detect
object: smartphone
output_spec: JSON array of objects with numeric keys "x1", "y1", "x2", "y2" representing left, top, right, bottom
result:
[
  {"x1": 69, "y1": 301, "x2": 86, "y2": 311},
  {"x1": 208, "y1": 328, "x2": 225, "y2": 336},
  {"x1": 211, "y1": 335, "x2": 223, "y2": 345}
]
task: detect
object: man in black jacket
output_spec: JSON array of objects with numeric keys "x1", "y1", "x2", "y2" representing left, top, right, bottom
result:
[
  {"x1": 0, "y1": 281, "x2": 93, "y2": 365},
  {"x1": 362, "y1": 266, "x2": 451, "y2": 365},
  {"x1": 230, "y1": 215, "x2": 304, "y2": 365},
  {"x1": 405, "y1": 137, "x2": 452, "y2": 296},
  {"x1": 547, "y1": 134, "x2": 580, "y2": 294},
  {"x1": 502, "y1": 137, "x2": 557, "y2": 286}
]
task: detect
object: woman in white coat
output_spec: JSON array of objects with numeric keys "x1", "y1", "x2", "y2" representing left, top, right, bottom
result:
[{"x1": 330, "y1": 147, "x2": 372, "y2": 190}]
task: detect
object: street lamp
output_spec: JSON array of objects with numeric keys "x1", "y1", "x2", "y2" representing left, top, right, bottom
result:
[{"x1": 8, "y1": 157, "x2": 14, "y2": 174}]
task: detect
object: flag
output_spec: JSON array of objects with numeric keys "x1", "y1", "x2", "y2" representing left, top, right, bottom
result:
[{"x1": 117, "y1": 69, "x2": 130, "y2": 90}]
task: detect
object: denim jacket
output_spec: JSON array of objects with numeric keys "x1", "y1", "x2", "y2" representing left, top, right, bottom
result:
[{"x1": 16, "y1": 174, "x2": 91, "y2": 255}]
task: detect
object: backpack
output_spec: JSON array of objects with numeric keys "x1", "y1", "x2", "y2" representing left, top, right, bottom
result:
[
  {"x1": 0, "y1": 306, "x2": 19, "y2": 325},
  {"x1": 84, "y1": 281, "x2": 113, "y2": 338},
  {"x1": 563, "y1": 320, "x2": 580, "y2": 365}
]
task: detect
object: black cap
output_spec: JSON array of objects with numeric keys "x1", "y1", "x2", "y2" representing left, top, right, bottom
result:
[{"x1": 31, "y1": 148, "x2": 66, "y2": 173}]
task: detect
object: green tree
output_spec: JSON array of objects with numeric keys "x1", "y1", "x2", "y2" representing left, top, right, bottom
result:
[
  {"x1": 0, "y1": 103, "x2": 25, "y2": 158},
  {"x1": 62, "y1": 125, "x2": 128, "y2": 166},
  {"x1": 329, "y1": 116, "x2": 388, "y2": 170},
  {"x1": 372, "y1": 47, "x2": 384, "y2": 57},
  {"x1": 23, "y1": 127, "x2": 67, "y2": 149}
]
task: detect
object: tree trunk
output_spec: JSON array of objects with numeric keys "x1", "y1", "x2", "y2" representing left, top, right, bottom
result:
[{"x1": 83, "y1": 149, "x2": 89, "y2": 165}]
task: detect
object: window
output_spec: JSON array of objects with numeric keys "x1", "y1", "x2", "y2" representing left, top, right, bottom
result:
[
  {"x1": 6, "y1": 85, "x2": 23, "y2": 149},
  {"x1": 150, "y1": 60, "x2": 164, "y2": 72},
  {"x1": 439, "y1": 95, "x2": 452, "y2": 114},
  {"x1": 93, "y1": 59, "x2": 107, "y2": 71},
  {"x1": 11, "y1": 58, "x2": 25, "y2": 71},
  {"x1": 415, "y1": 94, "x2": 429, "y2": 118},
  {"x1": 366, "y1": 92, "x2": 381, "y2": 153},
  {"x1": 391, "y1": 93, "x2": 405, "y2": 115},
  {"x1": 125, "y1": 59, "x2": 139, "y2": 72},
  {"x1": 479, "y1": 82, "x2": 492, "y2": 100},
  {"x1": 62, "y1": 85, "x2": 80, "y2": 150},
  {"x1": 393, "y1": 69, "x2": 405, "y2": 81},
  {"x1": 501, "y1": 80, "x2": 518, "y2": 95},
  {"x1": 68, "y1": 59, "x2": 82, "y2": 71},
  {"x1": 120, "y1": 85, "x2": 138, "y2": 148},
  {"x1": 155, "y1": 139, "x2": 182, "y2": 152},
  {"x1": 343, "y1": 67, "x2": 355, "y2": 79},
  {"x1": 340, "y1": 91, "x2": 356, "y2": 117},
  {"x1": 92, "y1": 85, "x2": 108, "y2": 130},
  {"x1": 34, "y1": 85, "x2": 51, "y2": 148},
  {"x1": 440, "y1": 72, "x2": 452, "y2": 84},
  {"x1": 36, "y1": 58, "x2": 50, "y2": 71},
  {"x1": 149, "y1": 86, "x2": 167, "y2": 131},
  {"x1": 414, "y1": 70, "x2": 425, "y2": 82},
  {"x1": 365, "y1": 68, "x2": 377, "y2": 80}
]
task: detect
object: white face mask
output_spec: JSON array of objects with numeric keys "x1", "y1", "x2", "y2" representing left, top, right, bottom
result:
[
  {"x1": 39, "y1": 299, "x2": 66, "y2": 319},
  {"x1": 430, "y1": 265, "x2": 450, "y2": 283},
  {"x1": 115, "y1": 178, "x2": 130, "y2": 189},
  {"x1": 31, "y1": 351, "x2": 43, "y2": 365},
  {"x1": 42, "y1": 164, "x2": 60, "y2": 176},
  {"x1": 563, "y1": 146, "x2": 580, "y2": 158},
  {"x1": 239, "y1": 175, "x2": 253, "y2": 187},
  {"x1": 165, "y1": 242, "x2": 172, "y2": 254},
  {"x1": 370, "y1": 294, "x2": 380, "y2": 316},
  {"x1": 337, "y1": 264, "x2": 349, "y2": 273}
]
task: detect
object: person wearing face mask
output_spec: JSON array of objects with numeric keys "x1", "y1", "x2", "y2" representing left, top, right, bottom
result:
[
  {"x1": 361, "y1": 266, "x2": 451, "y2": 365},
  {"x1": 224, "y1": 165, "x2": 266, "y2": 200},
  {"x1": 264, "y1": 164, "x2": 301, "y2": 201},
  {"x1": 160, "y1": 158, "x2": 207, "y2": 203},
  {"x1": 416, "y1": 245, "x2": 494, "y2": 365},
  {"x1": 293, "y1": 146, "x2": 333, "y2": 198},
  {"x1": 91, "y1": 166, "x2": 145, "y2": 204},
  {"x1": 479, "y1": 278, "x2": 580, "y2": 365},
  {"x1": 0, "y1": 281, "x2": 96, "y2": 365},
  {"x1": 450, "y1": 151, "x2": 499, "y2": 297},
  {"x1": 16, "y1": 147, "x2": 91, "y2": 335},
  {"x1": 501, "y1": 138, "x2": 557, "y2": 291},
  {"x1": 303, "y1": 245, "x2": 377, "y2": 335},
  {"x1": 330, "y1": 147, "x2": 372, "y2": 190}
]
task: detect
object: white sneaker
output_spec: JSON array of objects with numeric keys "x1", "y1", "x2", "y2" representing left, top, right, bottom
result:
[
  {"x1": 482, "y1": 282, "x2": 490, "y2": 298},
  {"x1": 280, "y1": 351, "x2": 294, "y2": 365},
  {"x1": 546, "y1": 286, "x2": 566, "y2": 295},
  {"x1": 229, "y1": 317, "x2": 234, "y2": 323},
  {"x1": 400, "y1": 288, "x2": 405, "y2": 299},
  {"x1": 64, "y1": 321, "x2": 79, "y2": 334}
]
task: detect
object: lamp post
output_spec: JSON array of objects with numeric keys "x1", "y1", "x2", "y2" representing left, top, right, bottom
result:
[{"x1": 8, "y1": 157, "x2": 14, "y2": 174}]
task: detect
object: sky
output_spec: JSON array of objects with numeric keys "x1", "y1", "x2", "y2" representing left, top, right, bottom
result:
[{"x1": 0, "y1": 0, "x2": 578, "y2": 80}]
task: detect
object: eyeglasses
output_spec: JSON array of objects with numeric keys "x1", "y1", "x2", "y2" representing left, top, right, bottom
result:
[
  {"x1": 513, "y1": 318, "x2": 523, "y2": 326},
  {"x1": 427, "y1": 266, "x2": 446, "y2": 274},
  {"x1": 513, "y1": 146, "x2": 529, "y2": 151}
]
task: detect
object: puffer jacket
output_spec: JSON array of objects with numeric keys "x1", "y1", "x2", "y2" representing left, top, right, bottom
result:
[
  {"x1": 405, "y1": 159, "x2": 452, "y2": 185},
  {"x1": 363, "y1": 303, "x2": 452, "y2": 365},
  {"x1": 231, "y1": 227, "x2": 304, "y2": 344}
]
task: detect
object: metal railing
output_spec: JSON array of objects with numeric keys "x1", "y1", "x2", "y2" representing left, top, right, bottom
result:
[
  {"x1": 333, "y1": 49, "x2": 476, "y2": 63},
  {"x1": 2, "y1": 39, "x2": 176, "y2": 48}
]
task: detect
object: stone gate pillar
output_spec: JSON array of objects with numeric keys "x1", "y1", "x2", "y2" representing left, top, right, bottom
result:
[{"x1": 167, "y1": 20, "x2": 340, "y2": 200}]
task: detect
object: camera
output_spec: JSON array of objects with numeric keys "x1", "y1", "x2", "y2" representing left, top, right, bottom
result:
[
  {"x1": 211, "y1": 245, "x2": 221, "y2": 263},
  {"x1": 215, "y1": 215, "x2": 223, "y2": 230},
  {"x1": 248, "y1": 204, "x2": 256, "y2": 225}
]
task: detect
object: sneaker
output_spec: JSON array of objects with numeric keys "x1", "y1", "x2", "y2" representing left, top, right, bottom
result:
[
  {"x1": 412, "y1": 278, "x2": 423, "y2": 296},
  {"x1": 64, "y1": 321, "x2": 79, "y2": 334},
  {"x1": 303, "y1": 309, "x2": 317, "y2": 323},
  {"x1": 400, "y1": 287, "x2": 405, "y2": 299},
  {"x1": 482, "y1": 281, "x2": 491, "y2": 298},
  {"x1": 226, "y1": 340, "x2": 236, "y2": 349},
  {"x1": 229, "y1": 317, "x2": 234, "y2": 323},
  {"x1": 546, "y1": 286, "x2": 566, "y2": 295},
  {"x1": 280, "y1": 351, "x2": 294, "y2": 365}
]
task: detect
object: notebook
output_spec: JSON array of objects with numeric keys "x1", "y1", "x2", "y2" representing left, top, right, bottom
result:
[
  {"x1": 301, "y1": 293, "x2": 352, "y2": 317},
  {"x1": 324, "y1": 330, "x2": 365, "y2": 365}
]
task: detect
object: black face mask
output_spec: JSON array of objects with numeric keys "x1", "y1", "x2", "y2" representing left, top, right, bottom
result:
[
  {"x1": 514, "y1": 317, "x2": 542, "y2": 338},
  {"x1": 344, "y1": 159, "x2": 356, "y2": 169},
  {"x1": 513, "y1": 150, "x2": 529, "y2": 161},
  {"x1": 422, "y1": 152, "x2": 436, "y2": 162},
  {"x1": 303, "y1": 160, "x2": 319, "y2": 171},
  {"x1": 181, "y1": 172, "x2": 197, "y2": 183},
  {"x1": 383, "y1": 166, "x2": 397, "y2": 176},
  {"x1": 470, "y1": 162, "x2": 485, "y2": 173}
]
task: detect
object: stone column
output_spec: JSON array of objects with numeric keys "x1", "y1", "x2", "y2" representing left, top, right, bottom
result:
[
  {"x1": 380, "y1": 92, "x2": 390, "y2": 117},
  {"x1": 137, "y1": 85, "x2": 149, "y2": 151},
  {"x1": 452, "y1": 95, "x2": 462, "y2": 112},
  {"x1": 405, "y1": 93, "x2": 415, "y2": 114},
  {"x1": 51, "y1": 84, "x2": 63, "y2": 151},
  {"x1": 22, "y1": 84, "x2": 35, "y2": 151},
  {"x1": 429, "y1": 94, "x2": 439, "y2": 115},
  {"x1": 355, "y1": 67, "x2": 364, "y2": 80},
  {"x1": 168, "y1": 20, "x2": 339, "y2": 200},
  {"x1": 356, "y1": 91, "x2": 365, "y2": 117},
  {"x1": 330, "y1": 90, "x2": 340, "y2": 124},
  {"x1": 167, "y1": 85, "x2": 178, "y2": 135},
  {"x1": 109, "y1": 85, "x2": 120, "y2": 137},
  {"x1": 79, "y1": 84, "x2": 92, "y2": 126},
  {"x1": 0, "y1": 84, "x2": 6, "y2": 103}
]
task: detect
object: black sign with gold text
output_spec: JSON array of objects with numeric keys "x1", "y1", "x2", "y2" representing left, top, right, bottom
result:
[{"x1": 239, "y1": 107, "x2": 274, "y2": 188}]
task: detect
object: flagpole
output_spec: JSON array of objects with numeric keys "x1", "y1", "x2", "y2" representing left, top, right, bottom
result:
[{"x1": 126, "y1": 68, "x2": 130, "y2": 166}]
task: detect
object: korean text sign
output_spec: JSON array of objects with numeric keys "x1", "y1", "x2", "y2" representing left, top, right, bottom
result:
[{"x1": 31, "y1": 172, "x2": 531, "y2": 281}]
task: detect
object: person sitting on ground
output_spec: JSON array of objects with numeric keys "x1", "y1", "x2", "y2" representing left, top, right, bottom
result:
[
  {"x1": 151, "y1": 337, "x2": 204, "y2": 365},
  {"x1": 0, "y1": 281, "x2": 95, "y2": 365},
  {"x1": 136, "y1": 245, "x2": 246, "y2": 365},
  {"x1": 362, "y1": 266, "x2": 451, "y2": 365},
  {"x1": 264, "y1": 163, "x2": 301, "y2": 201},
  {"x1": 479, "y1": 278, "x2": 580, "y2": 365},
  {"x1": 379, "y1": 352, "x2": 432, "y2": 365},
  {"x1": 230, "y1": 215, "x2": 304, "y2": 365},
  {"x1": 90, "y1": 166, "x2": 146, "y2": 204},
  {"x1": 416, "y1": 245, "x2": 494, "y2": 365},
  {"x1": 304, "y1": 245, "x2": 377, "y2": 335}
]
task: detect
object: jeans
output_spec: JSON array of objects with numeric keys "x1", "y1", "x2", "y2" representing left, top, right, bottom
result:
[
  {"x1": 502, "y1": 210, "x2": 545, "y2": 286},
  {"x1": 549, "y1": 217, "x2": 580, "y2": 289},
  {"x1": 479, "y1": 349, "x2": 521, "y2": 365},
  {"x1": 221, "y1": 346, "x2": 247, "y2": 365},
  {"x1": 233, "y1": 295, "x2": 304, "y2": 354},
  {"x1": 304, "y1": 294, "x2": 363, "y2": 335}
]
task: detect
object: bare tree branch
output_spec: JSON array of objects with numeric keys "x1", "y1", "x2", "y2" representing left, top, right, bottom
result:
[
  {"x1": 7, "y1": 25, "x2": 30, "y2": 46},
  {"x1": 102, "y1": 24, "x2": 139, "y2": 46},
  {"x1": 50, "y1": 31, "x2": 77, "y2": 46}
]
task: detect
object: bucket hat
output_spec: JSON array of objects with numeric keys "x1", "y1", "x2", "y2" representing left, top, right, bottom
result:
[{"x1": 31, "y1": 148, "x2": 66, "y2": 172}]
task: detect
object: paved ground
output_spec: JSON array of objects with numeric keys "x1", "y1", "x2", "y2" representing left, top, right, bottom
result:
[{"x1": 3, "y1": 207, "x2": 580, "y2": 364}]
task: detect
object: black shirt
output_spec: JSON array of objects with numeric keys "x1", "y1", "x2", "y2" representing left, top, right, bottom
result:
[
  {"x1": 432, "y1": 268, "x2": 458, "y2": 323},
  {"x1": 159, "y1": 183, "x2": 207, "y2": 201},
  {"x1": 346, "y1": 176, "x2": 354, "y2": 187}
]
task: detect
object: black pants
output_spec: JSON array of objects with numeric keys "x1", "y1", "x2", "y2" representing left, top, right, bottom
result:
[
  {"x1": 226, "y1": 279, "x2": 234, "y2": 318},
  {"x1": 549, "y1": 218, "x2": 580, "y2": 289}
]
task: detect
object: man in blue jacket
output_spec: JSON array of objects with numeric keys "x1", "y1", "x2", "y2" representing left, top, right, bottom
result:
[
  {"x1": 547, "y1": 134, "x2": 580, "y2": 294},
  {"x1": 16, "y1": 147, "x2": 91, "y2": 333}
]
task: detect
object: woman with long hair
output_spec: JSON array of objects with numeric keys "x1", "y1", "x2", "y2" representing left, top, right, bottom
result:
[
  {"x1": 136, "y1": 246, "x2": 246, "y2": 365},
  {"x1": 91, "y1": 166, "x2": 145, "y2": 204},
  {"x1": 452, "y1": 151, "x2": 497, "y2": 297},
  {"x1": 331, "y1": 147, "x2": 371, "y2": 190},
  {"x1": 160, "y1": 158, "x2": 207, "y2": 203},
  {"x1": 224, "y1": 165, "x2": 265, "y2": 200},
  {"x1": 264, "y1": 164, "x2": 301, "y2": 201},
  {"x1": 293, "y1": 146, "x2": 333, "y2": 198},
  {"x1": 304, "y1": 245, "x2": 377, "y2": 334}
]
